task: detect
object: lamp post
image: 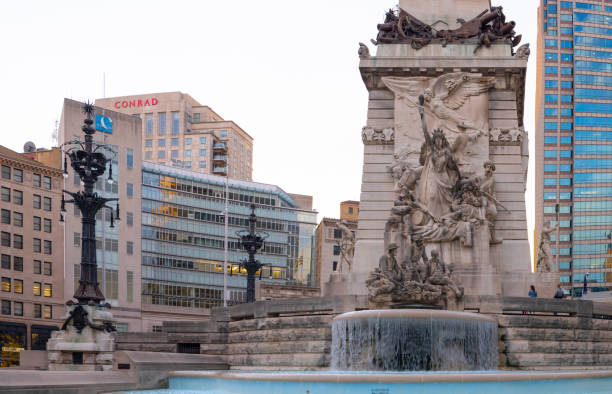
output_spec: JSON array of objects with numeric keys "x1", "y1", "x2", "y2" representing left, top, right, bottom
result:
[
  {"x1": 60, "y1": 102, "x2": 119, "y2": 305},
  {"x1": 237, "y1": 204, "x2": 268, "y2": 303}
]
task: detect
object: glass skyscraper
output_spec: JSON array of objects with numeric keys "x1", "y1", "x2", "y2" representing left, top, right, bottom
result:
[
  {"x1": 537, "y1": 0, "x2": 612, "y2": 295},
  {"x1": 140, "y1": 162, "x2": 317, "y2": 311}
]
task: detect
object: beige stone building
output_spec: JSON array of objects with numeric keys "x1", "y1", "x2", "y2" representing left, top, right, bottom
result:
[
  {"x1": 315, "y1": 202, "x2": 358, "y2": 288},
  {"x1": 59, "y1": 99, "x2": 143, "y2": 332},
  {"x1": 0, "y1": 145, "x2": 64, "y2": 366},
  {"x1": 95, "y1": 92, "x2": 253, "y2": 180}
]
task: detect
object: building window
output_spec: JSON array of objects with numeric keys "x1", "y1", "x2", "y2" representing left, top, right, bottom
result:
[
  {"x1": 127, "y1": 271, "x2": 133, "y2": 302},
  {"x1": 126, "y1": 183, "x2": 133, "y2": 198},
  {"x1": 193, "y1": 113, "x2": 200, "y2": 123},
  {"x1": 171, "y1": 138, "x2": 179, "y2": 146},
  {"x1": 33, "y1": 195, "x2": 41, "y2": 209},
  {"x1": 126, "y1": 148, "x2": 134, "y2": 169},
  {"x1": 145, "y1": 151, "x2": 152, "y2": 160},
  {"x1": 14, "y1": 279, "x2": 22, "y2": 294},
  {"x1": 158, "y1": 151, "x2": 166, "y2": 159},
  {"x1": 13, "y1": 212, "x2": 22, "y2": 227},
  {"x1": 200, "y1": 137, "x2": 207, "y2": 144},
  {"x1": 145, "y1": 139, "x2": 153, "y2": 148},
  {"x1": 13, "y1": 235, "x2": 22, "y2": 249},
  {"x1": 145, "y1": 113, "x2": 153, "y2": 136},
  {"x1": 1, "y1": 165, "x2": 10, "y2": 179},
  {"x1": 171, "y1": 112, "x2": 179, "y2": 134},
  {"x1": 43, "y1": 176, "x2": 51, "y2": 190},
  {"x1": 43, "y1": 218, "x2": 51, "y2": 233},
  {"x1": 33, "y1": 173, "x2": 41, "y2": 187},
  {"x1": 199, "y1": 148, "x2": 207, "y2": 156},
  {"x1": 13, "y1": 169, "x2": 23, "y2": 183},
  {"x1": 333, "y1": 245, "x2": 341, "y2": 255},
  {"x1": 158, "y1": 139, "x2": 166, "y2": 147},
  {"x1": 1, "y1": 187, "x2": 9, "y2": 202},
  {"x1": 199, "y1": 161, "x2": 206, "y2": 169},
  {"x1": 34, "y1": 304, "x2": 41, "y2": 318},
  {"x1": 1, "y1": 254, "x2": 9, "y2": 269},
  {"x1": 43, "y1": 261, "x2": 52, "y2": 276},
  {"x1": 33, "y1": 238, "x2": 41, "y2": 253},
  {"x1": 13, "y1": 190, "x2": 22, "y2": 205},
  {"x1": 13, "y1": 301, "x2": 23, "y2": 316},
  {"x1": 185, "y1": 150, "x2": 192, "y2": 158},
  {"x1": 33, "y1": 216, "x2": 41, "y2": 231},
  {"x1": 1, "y1": 232, "x2": 10, "y2": 247},
  {"x1": 158, "y1": 112, "x2": 166, "y2": 135},
  {"x1": 1, "y1": 277, "x2": 10, "y2": 292},
  {"x1": 126, "y1": 212, "x2": 133, "y2": 227},
  {"x1": 13, "y1": 257, "x2": 22, "y2": 272},
  {"x1": 171, "y1": 150, "x2": 179, "y2": 158},
  {"x1": 1, "y1": 300, "x2": 10, "y2": 315},
  {"x1": 185, "y1": 138, "x2": 192, "y2": 145},
  {"x1": 43, "y1": 197, "x2": 51, "y2": 211},
  {"x1": 43, "y1": 305, "x2": 52, "y2": 319},
  {"x1": 127, "y1": 241, "x2": 133, "y2": 255},
  {"x1": 1, "y1": 209, "x2": 9, "y2": 224},
  {"x1": 73, "y1": 232, "x2": 80, "y2": 247},
  {"x1": 33, "y1": 260, "x2": 42, "y2": 275},
  {"x1": 43, "y1": 283, "x2": 52, "y2": 297},
  {"x1": 43, "y1": 240, "x2": 52, "y2": 255}
]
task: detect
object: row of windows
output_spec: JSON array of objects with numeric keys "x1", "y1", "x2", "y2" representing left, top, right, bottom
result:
[
  {"x1": 576, "y1": 102, "x2": 612, "y2": 114},
  {"x1": 574, "y1": 229, "x2": 612, "y2": 241},
  {"x1": 544, "y1": 136, "x2": 573, "y2": 144},
  {"x1": 1, "y1": 165, "x2": 23, "y2": 183},
  {"x1": 544, "y1": 108, "x2": 573, "y2": 117},
  {"x1": 544, "y1": 39, "x2": 573, "y2": 47},
  {"x1": 575, "y1": 187, "x2": 612, "y2": 198},
  {"x1": 145, "y1": 112, "x2": 180, "y2": 136},
  {"x1": 575, "y1": 145, "x2": 612, "y2": 155},
  {"x1": 576, "y1": 36, "x2": 612, "y2": 50},
  {"x1": 544, "y1": 66, "x2": 573, "y2": 75},
  {"x1": 574, "y1": 12, "x2": 612, "y2": 25},
  {"x1": 576, "y1": 130, "x2": 612, "y2": 141},
  {"x1": 576, "y1": 158, "x2": 612, "y2": 169},
  {"x1": 1, "y1": 255, "x2": 23, "y2": 271},
  {"x1": 576, "y1": 2, "x2": 604, "y2": 11},
  {"x1": 2, "y1": 278, "x2": 52, "y2": 296},
  {"x1": 1, "y1": 301, "x2": 53, "y2": 319},
  {"x1": 544, "y1": 178, "x2": 572, "y2": 186},
  {"x1": 544, "y1": 122, "x2": 573, "y2": 130},
  {"x1": 576, "y1": 116, "x2": 612, "y2": 128},
  {"x1": 544, "y1": 149, "x2": 573, "y2": 158},
  {"x1": 543, "y1": 205, "x2": 572, "y2": 214},
  {"x1": 576, "y1": 60, "x2": 612, "y2": 73},
  {"x1": 576, "y1": 74, "x2": 612, "y2": 87},
  {"x1": 1, "y1": 187, "x2": 23, "y2": 205},
  {"x1": 575, "y1": 48, "x2": 612, "y2": 60},
  {"x1": 575, "y1": 201, "x2": 612, "y2": 212},
  {"x1": 544, "y1": 94, "x2": 573, "y2": 103},
  {"x1": 545, "y1": 80, "x2": 573, "y2": 89},
  {"x1": 575, "y1": 215, "x2": 612, "y2": 226},
  {"x1": 574, "y1": 244, "x2": 612, "y2": 255},
  {"x1": 544, "y1": 192, "x2": 573, "y2": 200},
  {"x1": 575, "y1": 24, "x2": 612, "y2": 37},
  {"x1": 142, "y1": 226, "x2": 288, "y2": 256},
  {"x1": 575, "y1": 172, "x2": 612, "y2": 183},
  {"x1": 544, "y1": 164, "x2": 572, "y2": 172}
]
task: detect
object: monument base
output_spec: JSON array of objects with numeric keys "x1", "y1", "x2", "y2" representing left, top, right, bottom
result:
[{"x1": 47, "y1": 303, "x2": 116, "y2": 371}]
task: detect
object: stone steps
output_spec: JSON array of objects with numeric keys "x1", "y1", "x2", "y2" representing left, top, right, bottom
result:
[
  {"x1": 498, "y1": 315, "x2": 612, "y2": 330},
  {"x1": 226, "y1": 340, "x2": 330, "y2": 355},
  {"x1": 228, "y1": 315, "x2": 333, "y2": 332},
  {"x1": 227, "y1": 327, "x2": 331, "y2": 343},
  {"x1": 500, "y1": 327, "x2": 612, "y2": 342},
  {"x1": 227, "y1": 353, "x2": 330, "y2": 368}
]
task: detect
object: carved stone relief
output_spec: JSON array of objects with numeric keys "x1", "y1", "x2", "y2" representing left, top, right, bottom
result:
[
  {"x1": 362, "y1": 126, "x2": 394, "y2": 144},
  {"x1": 336, "y1": 220, "x2": 356, "y2": 272}
]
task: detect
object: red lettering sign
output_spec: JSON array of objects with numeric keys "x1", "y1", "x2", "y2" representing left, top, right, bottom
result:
[{"x1": 113, "y1": 98, "x2": 159, "y2": 109}]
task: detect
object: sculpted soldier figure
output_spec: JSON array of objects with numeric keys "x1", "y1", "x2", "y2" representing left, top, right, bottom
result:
[
  {"x1": 537, "y1": 222, "x2": 559, "y2": 273},
  {"x1": 427, "y1": 249, "x2": 464, "y2": 298},
  {"x1": 366, "y1": 243, "x2": 402, "y2": 298},
  {"x1": 475, "y1": 161, "x2": 503, "y2": 244}
]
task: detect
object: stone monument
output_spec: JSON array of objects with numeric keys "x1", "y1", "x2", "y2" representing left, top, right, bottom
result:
[{"x1": 325, "y1": 0, "x2": 533, "y2": 301}]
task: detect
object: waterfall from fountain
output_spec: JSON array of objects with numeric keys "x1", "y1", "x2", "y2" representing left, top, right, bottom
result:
[{"x1": 331, "y1": 309, "x2": 498, "y2": 371}]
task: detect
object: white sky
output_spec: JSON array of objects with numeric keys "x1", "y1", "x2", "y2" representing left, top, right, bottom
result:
[{"x1": 0, "y1": 0, "x2": 537, "y2": 254}]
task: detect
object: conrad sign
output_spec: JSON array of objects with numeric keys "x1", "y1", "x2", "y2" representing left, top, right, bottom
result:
[{"x1": 114, "y1": 98, "x2": 159, "y2": 109}]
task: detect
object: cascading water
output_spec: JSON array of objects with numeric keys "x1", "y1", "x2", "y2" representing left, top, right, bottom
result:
[{"x1": 331, "y1": 310, "x2": 498, "y2": 371}]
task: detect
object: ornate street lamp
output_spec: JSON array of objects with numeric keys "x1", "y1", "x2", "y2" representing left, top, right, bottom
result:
[
  {"x1": 236, "y1": 204, "x2": 269, "y2": 303},
  {"x1": 60, "y1": 102, "x2": 119, "y2": 305}
]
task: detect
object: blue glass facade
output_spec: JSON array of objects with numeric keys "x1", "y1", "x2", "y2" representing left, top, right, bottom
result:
[
  {"x1": 140, "y1": 162, "x2": 317, "y2": 308},
  {"x1": 540, "y1": 1, "x2": 612, "y2": 295}
]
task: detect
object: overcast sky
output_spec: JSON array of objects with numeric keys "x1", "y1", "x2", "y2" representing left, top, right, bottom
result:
[{"x1": 0, "y1": 0, "x2": 537, "y2": 254}]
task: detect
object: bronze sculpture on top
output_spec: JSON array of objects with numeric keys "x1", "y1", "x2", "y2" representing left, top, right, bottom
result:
[{"x1": 372, "y1": 6, "x2": 521, "y2": 53}]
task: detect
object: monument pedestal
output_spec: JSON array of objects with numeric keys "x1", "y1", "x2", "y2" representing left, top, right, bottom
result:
[{"x1": 47, "y1": 304, "x2": 116, "y2": 371}]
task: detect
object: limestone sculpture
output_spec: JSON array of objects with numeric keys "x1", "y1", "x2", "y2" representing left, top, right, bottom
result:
[
  {"x1": 336, "y1": 220, "x2": 355, "y2": 272},
  {"x1": 515, "y1": 43, "x2": 530, "y2": 60},
  {"x1": 537, "y1": 222, "x2": 559, "y2": 273},
  {"x1": 358, "y1": 42, "x2": 370, "y2": 58}
]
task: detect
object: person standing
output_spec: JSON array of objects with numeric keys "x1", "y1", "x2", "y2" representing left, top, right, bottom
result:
[
  {"x1": 528, "y1": 285, "x2": 538, "y2": 298},
  {"x1": 554, "y1": 284, "x2": 564, "y2": 299}
]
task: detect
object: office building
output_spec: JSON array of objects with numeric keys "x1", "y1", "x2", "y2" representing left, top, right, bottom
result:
[
  {"x1": 140, "y1": 162, "x2": 317, "y2": 331},
  {"x1": 59, "y1": 99, "x2": 143, "y2": 331},
  {"x1": 96, "y1": 92, "x2": 253, "y2": 180},
  {"x1": 0, "y1": 145, "x2": 64, "y2": 366},
  {"x1": 536, "y1": 0, "x2": 612, "y2": 295}
]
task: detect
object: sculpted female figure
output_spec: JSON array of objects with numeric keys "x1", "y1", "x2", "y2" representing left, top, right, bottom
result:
[{"x1": 416, "y1": 95, "x2": 461, "y2": 218}]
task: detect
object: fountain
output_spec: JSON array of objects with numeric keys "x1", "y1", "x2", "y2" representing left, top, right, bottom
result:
[{"x1": 331, "y1": 310, "x2": 498, "y2": 371}]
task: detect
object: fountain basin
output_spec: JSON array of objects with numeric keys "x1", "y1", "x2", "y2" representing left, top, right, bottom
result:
[{"x1": 331, "y1": 309, "x2": 498, "y2": 371}]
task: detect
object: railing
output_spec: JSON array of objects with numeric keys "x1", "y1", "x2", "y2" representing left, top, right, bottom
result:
[
  {"x1": 213, "y1": 143, "x2": 227, "y2": 150},
  {"x1": 212, "y1": 167, "x2": 227, "y2": 173},
  {"x1": 213, "y1": 155, "x2": 228, "y2": 161}
]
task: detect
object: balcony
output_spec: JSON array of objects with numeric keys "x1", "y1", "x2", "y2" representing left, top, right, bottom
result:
[
  {"x1": 213, "y1": 166, "x2": 227, "y2": 176},
  {"x1": 213, "y1": 154, "x2": 228, "y2": 164},
  {"x1": 213, "y1": 142, "x2": 227, "y2": 152}
]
